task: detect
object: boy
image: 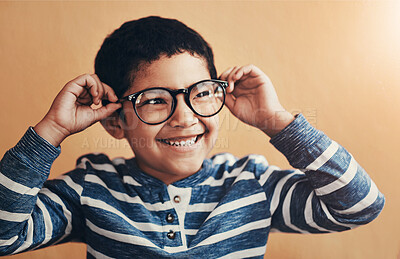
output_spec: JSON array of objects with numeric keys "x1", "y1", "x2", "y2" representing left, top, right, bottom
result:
[{"x1": 0, "y1": 16, "x2": 384, "y2": 258}]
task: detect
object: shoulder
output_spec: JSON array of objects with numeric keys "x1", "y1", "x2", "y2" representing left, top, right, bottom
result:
[
  {"x1": 43, "y1": 153, "x2": 130, "y2": 199},
  {"x1": 199, "y1": 153, "x2": 274, "y2": 191},
  {"x1": 51, "y1": 153, "x2": 128, "y2": 187},
  {"x1": 75, "y1": 153, "x2": 127, "y2": 173},
  {"x1": 210, "y1": 152, "x2": 268, "y2": 166},
  {"x1": 209, "y1": 153, "x2": 270, "y2": 178},
  {"x1": 54, "y1": 153, "x2": 128, "y2": 184}
]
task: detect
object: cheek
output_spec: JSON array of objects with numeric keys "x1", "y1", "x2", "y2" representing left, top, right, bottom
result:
[
  {"x1": 121, "y1": 107, "x2": 141, "y2": 132},
  {"x1": 203, "y1": 116, "x2": 219, "y2": 144},
  {"x1": 206, "y1": 115, "x2": 219, "y2": 132},
  {"x1": 126, "y1": 127, "x2": 160, "y2": 152},
  {"x1": 123, "y1": 114, "x2": 162, "y2": 148}
]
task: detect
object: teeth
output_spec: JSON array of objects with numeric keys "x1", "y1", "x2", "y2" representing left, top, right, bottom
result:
[{"x1": 161, "y1": 136, "x2": 198, "y2": 147}]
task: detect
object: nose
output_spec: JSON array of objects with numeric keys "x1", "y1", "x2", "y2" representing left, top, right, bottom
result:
[{"x1": 168, "y1": 95, "x2": 199, "y2": 128}]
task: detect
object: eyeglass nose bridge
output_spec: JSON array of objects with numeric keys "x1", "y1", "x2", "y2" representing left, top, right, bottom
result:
[
  {"x1": 169, "y1": 88, "x2": 194, "y2": 116},
  {"x1": 171, "y1": 88, "x2": 189, "y2": 97}
]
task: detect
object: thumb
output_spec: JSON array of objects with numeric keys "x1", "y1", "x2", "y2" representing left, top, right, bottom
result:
[
  {"x1": 224, "y1": 93, "x2": 236, "y2": 112},
  {"x1": 92, "y1": 103, "x2": 122, "y2": 122}
]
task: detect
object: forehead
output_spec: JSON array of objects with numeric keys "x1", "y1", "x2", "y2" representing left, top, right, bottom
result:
[{"x1": 127, "y1": 52, "x2": 210, "y2": 94}]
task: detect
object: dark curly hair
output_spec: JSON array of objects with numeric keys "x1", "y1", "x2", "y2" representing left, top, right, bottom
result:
[{"x1": 95, "y1": 16, "x2": 217, "y2": 99}]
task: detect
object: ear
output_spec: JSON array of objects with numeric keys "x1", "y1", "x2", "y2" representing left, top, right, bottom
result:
[{"x1": 100, "y1": 111, "x2": 125, "y2": 139}]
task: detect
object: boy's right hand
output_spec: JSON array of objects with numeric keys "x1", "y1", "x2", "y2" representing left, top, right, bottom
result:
[{"x1": 33, "y1": 74, "x2": 122, "y2": 147}]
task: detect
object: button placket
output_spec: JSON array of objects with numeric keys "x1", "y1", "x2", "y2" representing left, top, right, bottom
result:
[
  {"x1": 167, "y1": 185, "x2": 192, "y2": 248},
  {"x1": 157, "y1": 188, "x2": 179, "y2": 244}
]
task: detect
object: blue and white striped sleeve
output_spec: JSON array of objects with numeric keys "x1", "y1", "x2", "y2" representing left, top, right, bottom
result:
[
  {"x1": 0, "y1": 127, "x2": 85, "y2": 255},
  {"x1": 263, "y1": 114, "x2": 385, "y2": 233}
]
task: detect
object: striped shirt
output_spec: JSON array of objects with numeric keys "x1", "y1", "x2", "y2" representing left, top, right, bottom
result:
[{"x1": 0, "y1": 114, "x2": 385, "y2": 258}]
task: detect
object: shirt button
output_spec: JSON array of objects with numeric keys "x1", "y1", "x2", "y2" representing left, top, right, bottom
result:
[
  {"x1": 167, "y1": 230, "x2": 175, "y2": 239},
  {"x1": 173, "y1": 195, "x2": 181, "y2": 203},
  {"x1": 166, "y1": 213, "x2": 174, "y2": 223}
]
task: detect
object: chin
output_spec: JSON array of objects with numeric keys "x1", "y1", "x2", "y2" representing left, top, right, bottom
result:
[{"x1": 169, "y1": 160, "x2": 203, "y2": 175}]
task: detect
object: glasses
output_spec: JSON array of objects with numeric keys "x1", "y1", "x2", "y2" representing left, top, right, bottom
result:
[{"x1": 118, "y1": 79, "x2": 228, "y2": 125}]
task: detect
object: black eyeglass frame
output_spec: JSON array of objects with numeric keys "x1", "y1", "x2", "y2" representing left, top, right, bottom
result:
[{"x1": 118, "y1": 79, "x2": 228, "y2": 125}]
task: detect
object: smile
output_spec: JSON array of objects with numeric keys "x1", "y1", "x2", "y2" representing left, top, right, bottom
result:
[{"x1": 157, "y1": 134, "x2": 203, "y2": 147}]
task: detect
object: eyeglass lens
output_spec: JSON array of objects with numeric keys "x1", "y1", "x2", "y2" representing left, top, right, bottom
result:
[{"x1": 134, "y1": 81, "x2": 225, "y2": 124}]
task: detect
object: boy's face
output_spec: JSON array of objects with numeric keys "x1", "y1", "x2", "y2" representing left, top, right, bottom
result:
[{"x1": 120, "y1": 52, "x2": 219, "y2": 184}]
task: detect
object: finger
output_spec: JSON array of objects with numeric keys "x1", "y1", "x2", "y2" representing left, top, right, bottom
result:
[
  {"x1": 226, "y1": 66, "x2": 241, "y2": 93},
  {"x1": 63, "y1": 74, "x2": 99, "y2": 103},
  {"x1": 234, "y1": 64, "x2": 259, "y2": 82},
  {"x1": 218, "y1": 67, "x2": 236, "y2": 81},
  {"x1": 101, "y1": 82, "x2": 119, "y2": 103},
  {"x1": 237, "y1": 65, "x2": 269, "y2": 85},
  {"x1": 233, "y1": 65, "x2": 250, "y2": 82},
  {"x1": 76, "y1": 74, "x2": 99, "y2": 97},
  {"x1": 219, "y1": 66, "x2": 237, "y2": 93},
  {"x1": 76, "y1": 92, "x2": 93, "y2": 105},
  {"x1": 92, "y1": 103, "x2": 122, "y2": 122},
  {"x1": 91, "y1": 74, "x2": 104, "y2": 105},
  {"x1": 227, "y1": 66, "x2": 241, "y2": 83}
]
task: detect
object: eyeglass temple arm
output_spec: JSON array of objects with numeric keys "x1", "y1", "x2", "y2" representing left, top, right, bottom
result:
[{"x1": 102, "y1": 97, "x2": 127, "y2": 105}]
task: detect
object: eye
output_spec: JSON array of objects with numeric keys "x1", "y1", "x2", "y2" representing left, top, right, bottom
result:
[
  {"x1": 194, "y1": 90, "x2": 212, "y2": 99},
  {"x1": 139, "y1": 98, "x2": 167, "y2": 106}
]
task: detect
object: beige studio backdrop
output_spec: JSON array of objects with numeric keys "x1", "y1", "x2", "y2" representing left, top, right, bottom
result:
[{"x1": 0, "y1": 1, "x2": 399, "y2": 258}]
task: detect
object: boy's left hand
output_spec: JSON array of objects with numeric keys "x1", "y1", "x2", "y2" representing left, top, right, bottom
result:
[{"x1": 219, "y1": 65, "x2": 295, "y2": 137}]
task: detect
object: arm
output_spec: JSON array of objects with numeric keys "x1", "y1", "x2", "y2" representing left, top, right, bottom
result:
[
  {"x1": 0, "y1": 74, "x2": 121, "y2": 255},
  {"x1": 219, "y1": 65, "x2": 384, "y2": 233},
  {"x1": 265, "y1": 114, "x2": 384, "y2": 232},
  {"x1": 0, "y1": 128, "x2": 85, "y2": 255}
]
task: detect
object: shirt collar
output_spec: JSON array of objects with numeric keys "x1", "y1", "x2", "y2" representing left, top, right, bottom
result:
[{"x1": 126, "y1": 158, "x2": 212, "y2": 188}]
